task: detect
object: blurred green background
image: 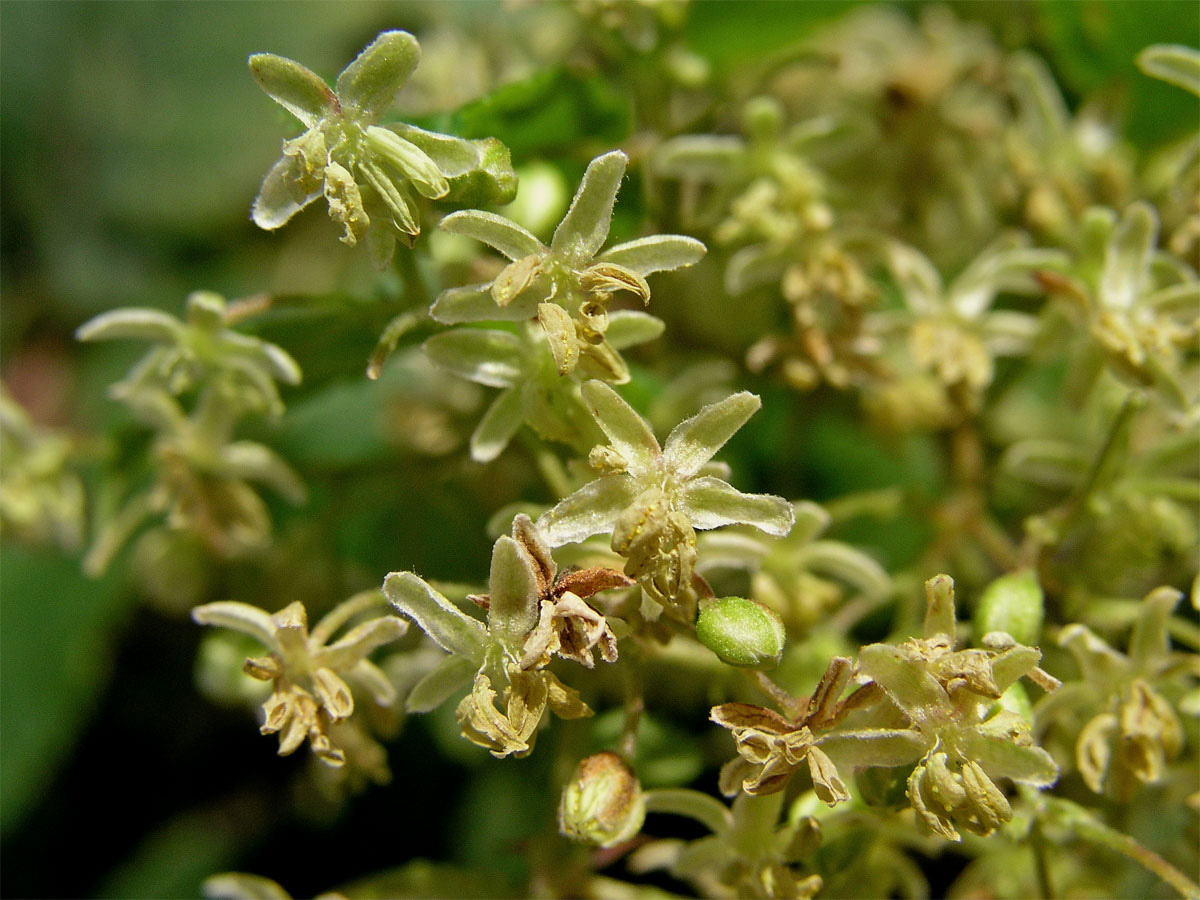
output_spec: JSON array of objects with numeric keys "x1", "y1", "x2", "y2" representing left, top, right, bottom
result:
[{"x1": 2, "y1": 2, "x2": 1196, "y2": 897}]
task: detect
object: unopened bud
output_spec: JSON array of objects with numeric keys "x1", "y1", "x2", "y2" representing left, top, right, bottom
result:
[
  {"x1": 975, "y1": 569, "x2": 1044, "y2": 647},
  {"x1": 696, "y1": 597, "x2": 786, "y2": 668},
  {"x1": 558, "y1": 752, "x2": 645, "y2": 848}
]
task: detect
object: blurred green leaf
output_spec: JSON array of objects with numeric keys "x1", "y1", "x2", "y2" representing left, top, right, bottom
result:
[{"x1": 0, "y1": 544, "x2": 131, "y2": 835}]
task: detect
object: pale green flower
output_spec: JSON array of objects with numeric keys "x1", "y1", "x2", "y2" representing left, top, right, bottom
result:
[
  {"x1": 430, "y1": 150, "x2": 704, "y2": 379},
  {"x1": 250, "y1": 31, "x2": 516, "y2": 266},
  {"x1": 423, "y1": 310, "x2": 664, "y2": 461},
  {"x1": 76, "y1": 290, "x2": 301, "y2": 420},
  {"x1": 192, "y1": 592, "x2": 407, "y2": 766},
  {"x1": 384, "y1": 514, "x2": 628, "y2": 758},
  {"x1": 0, "y1": 384, "x2": 84, "y2": 550},
  {"x1": 537, "y1": 381, "x2": 795, "y2": 608}
]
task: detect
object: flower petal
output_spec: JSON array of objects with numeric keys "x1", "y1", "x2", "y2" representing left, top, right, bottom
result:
[
  {"x1": 430, "y1": 282, "x2": 539, "y2": 324},
  {"x1": 679, "y1": 477, "x2": 795, "y2": 536},
  {"x1": 383, "y1": 572, "x2": 488, "y2": 662},
  {"x1": 440, "y1": 210, "x2": 545, "y2": 261},
  {"x1": 580, "y1": 381, "x2": 660, "y2": 470},
  {"x1": 470, "y1": 387, "x2": 526, "y2": 463},
  {"x1": 320, "y1": 616, "x2": 408, "y2": 670},
  {"x1": 487, "y1": 535, "x2": 542, "y2": 646},
  {"x1": 551, "y1": 150, "x2": 627, "y2": 262},
  {"x1": 191, "y1": 601, "x2": 279, "y2": 650},
  {"x1": 407, "y1": 653, "x2": 477, "y2": 713},
  {"x1": 606, "y1": 311, "x2": 665, "y2": 350},
  {"x1": 598, "y1": 235, "x2": 707, "y2": 276},
  {"x1": 537, "y1": 475, "x2": 639, "y2": 546},
  {"x1": 75, "y1": 308, "x2": 184, "y2": 344},
  {"x1": 248, "y1": 53, "x2": 334, "y2": 127},
  {"x1": 336, "y1": 30, "x2": 420, "y2": 120},
  {"x1": 663, "y1": 391, "x2": 759, "y2": 478},
  {"x1": 423, "y1": 328, "x2": 524, "y2": 388},
  {"x1": 858, "y1": 643, "x2": 953, "y2": 721},
  {"x1": 252, "y1": 154, "x2": 320, "y2": 231},
  {"x1": 365, "y1": 125, "x2": 449, "y2": 199}
]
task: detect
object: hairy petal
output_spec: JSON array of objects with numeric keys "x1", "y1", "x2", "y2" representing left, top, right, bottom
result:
[
  {"x1": 538, "y1": 476, "x2": 639, "y2": 546},
  {"x1": 679, "y1": 477, "x2": 795, "y2": 535},
  {"x1": 663, "y1": 392, "x2": 760, "y2": 477},
  {"x1": 551, "y1": 151, "x2": 627, "y2": 262}
]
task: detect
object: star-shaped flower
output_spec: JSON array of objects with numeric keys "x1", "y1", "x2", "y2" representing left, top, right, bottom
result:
[
  {"x1": 192, "y1": 592, "x2": 408, "y2": 766},
  {"x1": 430, "y1": 151, "x2": 705, "y2": 379},
  {"x1": 384, "y1": 514, "x2": 629, "y2": 758},
  {"x1": 249, "y1": 31, "x2": 515, "y2": 265},
  {"x1": 537, "y1": 381, "x2": 795, "y2": 608}
]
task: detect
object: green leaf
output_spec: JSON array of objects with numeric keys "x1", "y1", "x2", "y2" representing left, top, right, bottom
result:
[
  {"x1": 407, "y1": 654, "x2": 477, "y2": 714},
  {"x1": 663, "y1": 391, "x2": 759, "y2": 478},
  {"x1": 440, "y1": 210, "x2": 544, "y2": 261},
  {"x1": 581, "y1": 381, "x2": 660, "y2": 469},
  {"x1": 551, "y1": 151, "x2": 627, "y2": 262},
  {"x1": 423, "y1": 329, "x2": 524, "y2": 389},
  {"x1": 486, "y1": 535, "x2": 540, "y2": 645},
  {"x1": 537, "y1": 475, "x2": 639, "y2": 546},
  {"x1": 470, "y1": 387, "x2": 525, "y2": 463},
  {"x1": 679, "y1": 477, "x2": 794, "y2": 536},
  {"x1": 598, "y1": 235, "x2": 707, "y2": 276},
  {"x1": 336, "y1": 30, "x2": 420, "y2": 119},
  {"x1": 1137, "y1": 44, "x2": 1200, "y2": 97},
  {"x1": 383, "y1": 572, "x2": 488, "y2": 662},
  {"x1": 1, "y1": 545, "x2": 131, "y2": 836},
  {"x1": 248, "y1": 53, "x2": 333, "y2": 127}
]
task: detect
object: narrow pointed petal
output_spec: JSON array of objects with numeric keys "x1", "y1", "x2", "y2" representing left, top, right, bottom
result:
[
  {"x1": 349, "y1": 658, "x2": 398, "y2": 706},
  {"x1": 959, "y1": 730, "x2": 1059, "y2": 786},
  {"x1": 440, "y1": 210, "x2": 544, "y2": 261},
  {"x1": 551, "y1": 151, "x2": 627, "y2": 261},
  {"x1": 407, "y1": 654, "x2": 477, "y2": 713},
  {"x1": 858, "y1": 643, "x2": 953, "y2": 720},
  {"x1": 598, "y1": 235, "x2": 707, "y2": 276},
  {"x1": 336, "y1": 30, "x2": 420, "y2": 119},
  {"x1": 537, "y1": 475, "x2": 639, "y2": 546},
  {"x1": 359, "y1": 159, "x2": 419, "y2": 237},
  {"x1": 192, "y1": 601, "x2": 279, "y2": 650},
  {"x1": 248, "y1": 53, "x2": 334, "y2": 127},
  {"x1": 679, "y1": 477, "x2": 795, "y2": 535},
  {"x1": 1137, "y1": 44, "x2": 1200, "y2": 97},
  {"x1": 219, "y1": 441, "x2": 306, "y2": 504},
  {"x1": 487, "y1": 535, "x2": 541, "y2": 646},
  {"x1": 816, "y1": 729, "x2": 929, "y2": 768},
  {"x1": 663, "y1": 391, "x2": 759, "y2": 477},
  {"x1": 430, "y1": 282, "x2": 539, "y2": 324},
  {"x1": 320, "y1": 616, "x2": 408, "y2": 670},
  {"x1": 423, "y1": 329, "x2": 524, "y2": 388},
  {"x1": 252, "y1": 154, "x2": 320, "y2": 231},
  {"x1": 606, "y1": 311, "x2": 665, "y2": 350},
  {"x1": 1101, "y1": 202, "x2": 1156, "y2": 311},
  {"x1": 581, "y1": 381, "x2": 660, "y2": 469},
  {"x1": 76, "y1": 309, "x2": 184, "y2": 344},
  {"x1": 470, "y1": 387, "x2": 526, "y2": 463},
  {"x1": 383, "y1": 572, "x2": 488, "y2": 662}
]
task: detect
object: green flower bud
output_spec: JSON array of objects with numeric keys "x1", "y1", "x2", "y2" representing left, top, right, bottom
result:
[
  {"x1": 696, "y1": 596, "x2": 786, "y2": 668},
  {"x1": 974, "y1": 569, "x2": 1044, "y2": 647},
  {"x1": 558, "y1": 752, "x2": 645, "y2": 848}
]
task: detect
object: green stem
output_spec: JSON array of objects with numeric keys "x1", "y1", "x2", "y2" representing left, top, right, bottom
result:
[
  {"x1": 518, "y1": 431, "x2": 573, "y2": 500},
  {"x1": 393, "y1": 247, "x2": 431, "y2": 309},
  {"x1": 730, "y1": 790, "x2": 785, "y2": 859},
  {"x1": 1072, "y1": 815, "x2": 1200, "y2": 899},
  {"x1": 643, "y1": 788, "x2": 732, "y2": 837},
  {"x1": 1031, "y1": 819, "x2": 1056, "y2": 900},
  {"x1": 619, "y1": 642, "x2": 644, "y2": 760}
]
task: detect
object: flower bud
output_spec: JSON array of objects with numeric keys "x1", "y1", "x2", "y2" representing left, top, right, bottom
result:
[
  {"x1": 974, "y1": 569, "x2": 1044, "y2": 647},
  {"x1": 558, "y1": 752, "x2": 645, "y2": 848},
  {"x1": 696, "y1": 597, "x2": 786, "y2": 668}
]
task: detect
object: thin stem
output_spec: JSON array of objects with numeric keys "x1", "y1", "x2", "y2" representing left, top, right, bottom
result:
[
  {"x1": 393, "y1": 248, "x2": 431, "y2": 309},
  {"x1": 1072, "y1": 815, "x2": 1200, "y2": 899},
  {"x1": 619, "y1": 642, "x2": 644, "y2": 760},
  {"x1": 1031, "y1": 819, "x2": 1056, "y2": 900},
  {"x1": 643, "y1": 788, "x2": 732, "y2": 837},
  {"x1": 749, "y1": 670, "x2": 804, "y2": 720},
  {"x1": 518, "y1": 430, "x2": 574, "y2": 500}
]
